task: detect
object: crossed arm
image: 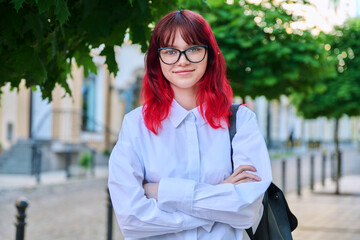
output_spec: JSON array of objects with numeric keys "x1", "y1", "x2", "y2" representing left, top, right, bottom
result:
[
  {"x1": 143, "y1": 165, "x2": 261, "y2": 200},
  {"x1": 109, "y1": 140, "x2": 268, "y2": 239}
]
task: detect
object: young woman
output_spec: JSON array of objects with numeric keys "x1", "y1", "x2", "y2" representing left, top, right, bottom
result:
[{"x1": 108, "y1": 10, "x2": 272, "y2": 240}]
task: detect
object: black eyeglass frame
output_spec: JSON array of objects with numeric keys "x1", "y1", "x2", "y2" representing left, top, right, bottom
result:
[{"x1": 157, "y1": 45, "x2": 208, "y2": 65}]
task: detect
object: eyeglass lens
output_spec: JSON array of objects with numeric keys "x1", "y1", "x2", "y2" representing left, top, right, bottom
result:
[{"x1": 159, "y1": 46, "x2": 206, "y2": 64}]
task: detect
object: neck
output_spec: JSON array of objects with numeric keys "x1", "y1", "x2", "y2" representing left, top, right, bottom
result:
[{"x1": 173, "y1": 88, "x2": 198, "y2": 110}]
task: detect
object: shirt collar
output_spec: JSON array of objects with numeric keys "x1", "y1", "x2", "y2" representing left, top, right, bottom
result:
[{"x1": 168, "y1": 99, "x2": 207, "y2": 128}]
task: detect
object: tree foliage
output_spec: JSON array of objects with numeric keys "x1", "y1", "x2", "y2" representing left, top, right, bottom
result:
[
  {"x1": 292, "y1": 18, "x2": 360, "y2": 119},
  {"x1": 0, "y1": 0, "x2": 202, "y2": 100},
  {"x1": 197, "y1": 0, "x2": 334, "y2": 100}
]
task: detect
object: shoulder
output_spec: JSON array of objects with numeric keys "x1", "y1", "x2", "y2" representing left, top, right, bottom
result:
[
  {"x1": 121, "y1": 106, "x2": 146, "y2": 133},
  {"x1": 118, "y1": 106, "x2": 147, "y2": 142},
  {"x1": 236, "y1": 105, "x2": 256, "y2": 120},
  {"x1": 123, "y1": 106, "x2": 144, "y2": 123}
]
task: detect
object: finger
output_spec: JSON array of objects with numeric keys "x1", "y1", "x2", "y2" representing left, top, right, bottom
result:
[
  {"x1": 234, "y1": 172, "x2": 261, "y2": 182},
  {"x1": 233, "y1": 165, "x2": 257, "y2": 175},
  {"x1": 233, "y1": 179, "x2": 259, "y2": 185},
  {"x1": 221, "y1": 175, "x2": 238, "y2": 184}
]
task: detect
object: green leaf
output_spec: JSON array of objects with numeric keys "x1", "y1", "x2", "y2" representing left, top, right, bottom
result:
[
  {"x1": 23, "y1": 13, "x2": 44, "y2": 41},
  {"x1": 101, "y1": 45, "x2": 119, "y2": 74},
  {"x1": 264, "y1": 77, "x2": 277, "y2": 86},
  {"x1": 206, "y1": 0, "x2": 225, "y2": 7},
  {"x1": 13, "y1": 46, "x2": 47, "y2": 85},
  {"x1": 37, "y1": 0, "x2": 55, "y2": 13},
  {"x1": 73, "y1": 45, "x2": 97, "y2": 78},
  {"x1": 11, "y1": 0, "x2": 26, "y2": 12},
  {"x1": 54, "y1": 0, "x2": 70, "y2": 24},
  {"x1": 136, "y1": 0, "x2": 147, "y2": 13}
]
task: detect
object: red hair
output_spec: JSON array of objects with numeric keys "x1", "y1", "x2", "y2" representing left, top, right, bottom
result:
[{"x1": 141, "y1": 10, "x2": 233, "y2": 134}]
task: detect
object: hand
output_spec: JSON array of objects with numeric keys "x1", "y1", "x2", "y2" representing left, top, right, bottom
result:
[
  {"x1": 143, "y1": 182, "x2": 159, "y2": 200},
  {"x1": 221, "y1": 165, "x2": 261, "y2": 185}
]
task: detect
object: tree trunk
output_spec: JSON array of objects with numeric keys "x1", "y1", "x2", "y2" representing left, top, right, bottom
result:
[
  {"x1": 334, "y1": 118, "x2": 341, "y2": 195},
  {"x1": 266, "y1": 100, "x2": 272, "y2": 148}
]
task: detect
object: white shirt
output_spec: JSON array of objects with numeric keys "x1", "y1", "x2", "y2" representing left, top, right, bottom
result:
[{"x1": 108, "y1": 100, "x2": 272, "y2": 240}]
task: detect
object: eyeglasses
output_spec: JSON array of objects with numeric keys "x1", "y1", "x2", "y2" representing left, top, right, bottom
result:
[{"x1": 158, "y1": 45, "x2": 208, "y2": 65}]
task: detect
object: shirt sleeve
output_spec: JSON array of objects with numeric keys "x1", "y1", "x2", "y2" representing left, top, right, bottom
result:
[
  {"x1": 108, "y1": 116, "x2": 214, "y2": 239},
  {"x1": 157, "y1": 106, "x2": 272, "y2": 229}
]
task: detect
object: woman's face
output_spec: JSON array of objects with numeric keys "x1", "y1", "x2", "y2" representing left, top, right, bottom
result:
[{"x1": 159, "y1": 30, "x2": 208, "y2": 96}]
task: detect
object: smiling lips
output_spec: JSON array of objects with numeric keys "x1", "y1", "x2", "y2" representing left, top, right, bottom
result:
[{"x1": 173, "y1": 69, "x2": 195, "y2": 75}]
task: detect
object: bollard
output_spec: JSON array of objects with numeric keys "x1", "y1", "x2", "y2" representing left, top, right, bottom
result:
[
  {"x1": 35, "y1": 148, "x2": 42, "y2": 184},
  {"x1": 281, "y1": 159, "x2": 286, "y2": 193},
  {"x1": 310, "y1": 155, "x2": 315, "y2": 191},
  {"x1": 297, "y1": 156, "x2": 301, "y2": 196},
  {"x1": 321, "y1": 152, "x2": 326, "y2": 186},
  {"x1": 338, "y1": 151, "x2": 342, "y2": 178},
  {"x1": 30, "y1": 143, "x2": 36, "y2": 175},
  {"x1": 107, "y1": 187, "x2": 113, "y2": 240},
  {"x1": 91, "y1": 149, "x2": 96, "y2": 177},
  {"x1": 335, "y1": 150, "x2": 342, "y2": 195},
  {"x1": 331, "y1": 152, "x2": 336, "y2": 181},
  {"x1": 65, "y1": 149, "x2": 71, "y2": 179},
  {"x1": 15, "y1": 197, "x2": 29, "y2": 240}
]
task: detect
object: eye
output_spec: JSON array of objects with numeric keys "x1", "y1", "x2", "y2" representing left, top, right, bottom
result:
[
  {"x1": 187, "y1": 47, "x2": 201, "y2": 53},
  {"x1": 163, "y1": 49, "x2": 177, "y2": 55}
]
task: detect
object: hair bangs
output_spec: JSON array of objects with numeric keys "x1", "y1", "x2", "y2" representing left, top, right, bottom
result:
[{"x1": 158, "y1": 12, "x2": 204, "y2": 48}]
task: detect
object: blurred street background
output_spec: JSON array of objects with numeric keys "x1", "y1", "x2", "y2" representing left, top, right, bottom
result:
[
  {"x1": 1, "y1": 144, "x2": 359, "y2": 240},
  {"x1": 1, "y1": 0, "x2": 360, "y2": 240}
]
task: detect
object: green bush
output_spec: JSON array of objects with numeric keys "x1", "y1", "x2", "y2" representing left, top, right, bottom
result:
[{"x1": 79, "y1": 151, "x2": 93, "y2": 169}]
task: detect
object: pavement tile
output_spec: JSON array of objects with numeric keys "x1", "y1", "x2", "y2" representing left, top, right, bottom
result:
[{"x1": 287, "y1": 175, "x2": 360, "y2": 240}]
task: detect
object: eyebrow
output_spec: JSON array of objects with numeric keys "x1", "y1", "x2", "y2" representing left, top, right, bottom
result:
[{"x1": 163, "y1": 44, "x2": 197, "y2": 50}]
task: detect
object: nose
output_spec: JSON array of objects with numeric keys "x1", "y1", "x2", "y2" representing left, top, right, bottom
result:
[{"x1": 177, "y1": 52, "x2": 190, "y2": 66}]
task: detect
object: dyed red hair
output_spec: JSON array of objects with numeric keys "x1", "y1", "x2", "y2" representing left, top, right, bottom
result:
[{"x1": 141, "y1": 10, "x2": 233, "y2": 134}]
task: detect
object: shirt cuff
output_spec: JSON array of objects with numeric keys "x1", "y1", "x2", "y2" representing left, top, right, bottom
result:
[{"x1": 158, "y1": 178, "x2": 196, "y2": 213}]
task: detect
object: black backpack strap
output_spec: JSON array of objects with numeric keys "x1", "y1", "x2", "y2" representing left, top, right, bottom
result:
[
  {"x1": 229, "y1": 104, "x2": 240, "y2": 143},
  {"x1": 228, "y1": 104, "x2": 254, "y2": 240},
  {"x1": 229, "y1": 104, "x2": 240, "y2": 171},
  {"x1": 246, "y1": 228, "x2": 255, "y2": 240}
]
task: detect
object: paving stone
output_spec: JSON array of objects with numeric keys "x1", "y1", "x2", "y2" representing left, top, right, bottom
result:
[
  {"x1": 288, "y1": 176, "x2": 360, "y2": 240},
  {"x1": 0, "y1": 176, "x2": 124, "y2": 240}
]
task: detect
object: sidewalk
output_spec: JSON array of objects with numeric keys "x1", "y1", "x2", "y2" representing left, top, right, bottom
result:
[
  {"x1": 0, "y1": 166, "x2": 109, "y2": 191},
  {"x1": 287, "y1": 175, "x2": 360, "y2": 240},
  {"x1": 0, "y1": 166, "x2": 124, "y2": 240}
]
